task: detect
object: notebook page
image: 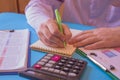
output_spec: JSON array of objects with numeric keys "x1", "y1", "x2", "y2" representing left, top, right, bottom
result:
[{"x1": 0, "y1": 29, "x2": 29, "y2": 72}]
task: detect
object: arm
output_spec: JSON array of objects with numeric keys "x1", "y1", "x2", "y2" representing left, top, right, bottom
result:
[
  {"x1": 25, "y1": 0, "x2": 71, "y2": 48},
  {"x1": 25, "y1": 0, "x2": 63, "y2": 31}
]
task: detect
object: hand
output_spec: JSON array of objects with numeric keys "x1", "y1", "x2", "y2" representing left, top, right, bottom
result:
[
  {"x1": 69, "y1": 27, "x2": 120, "y2": 49},
  {"x1": 38, "y1": 19, "x2": 72, "y2": 48},
  {"x1": 112, "y1": 0, "x2": 120, "y2": 7}
]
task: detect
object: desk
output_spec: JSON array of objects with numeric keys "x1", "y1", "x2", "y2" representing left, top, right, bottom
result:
[{"x1": 0, "y1": 13, "x2": 112, "y2": 80}]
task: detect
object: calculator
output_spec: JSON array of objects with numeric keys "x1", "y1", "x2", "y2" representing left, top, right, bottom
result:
[{"x1": 19, "y1": 53, "x2": 87, "y2": 80}]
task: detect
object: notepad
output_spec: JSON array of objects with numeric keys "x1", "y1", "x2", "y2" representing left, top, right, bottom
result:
[{"x1": 30, "y1": 29, "x2": 82, "y2": 57}]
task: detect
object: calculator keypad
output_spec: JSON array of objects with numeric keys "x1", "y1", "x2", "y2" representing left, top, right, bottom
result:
[{"x1": 19, "y1": 53, "x2": 87, "y2": 80}]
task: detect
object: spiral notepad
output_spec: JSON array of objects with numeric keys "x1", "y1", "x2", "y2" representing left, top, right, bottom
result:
[{"x1": 30, "y1": 40, "x2": 76, "y2": 57}]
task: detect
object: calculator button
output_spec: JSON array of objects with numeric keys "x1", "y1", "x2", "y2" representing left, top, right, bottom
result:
[
  {"x1": 60, "y1": 59, "x2": 66, "y2": 63},
  {"x1": 48, "y1": 68, "x2": 54, "y2": 72},
  {"x1": 41, "y1": 59, "x2": 48, "y2": 62},
  {"x1": 74, "y1": 66, "x2": 80, "y2": 70},
  {"x1": 65, "y1": 64, "x2": 72, "y2": 68},
  {"x1": 41, "y1": 67, "x2": 49, "y2": 71},
  {"x1": 51, "y1": 55, "x2": 61, "y2": 62},
  {"x1": 54, "y1": 65, "x2": 61, "y2": 69},
  {"x1": 63, "y1": 67, "x2": 69, "y2": 72},
  {"x1": 34, "y1": 64, "x2": 42, "y2": 69},
  {"x1": 57, "y1": 62, "x2": 64, "y2": 66},
  {"x1": 68, "y1": 73, "x2": 77, "y2": 77},
  {"x1": 44, "y1": 56, "x2": 51, "y2": 59},
  {"x1": 71, "y1": 69, "x2": 79, "y2": 74},
  {"x1": 60, "y1": 71, "x2": 67, "y2": 75},
  {"x1": 68, "y1": 61, "x2": 74, "y2": 65},
  {"x1": 48, "y1": 60, "x2": 56, "y2": 64},
  {"x1": 54, "y1": 69, "x2": 60, "y2": 73},
  {"x1": 45, "y1": 63, "x2": 53, "y2": 67},
  {"x1": 37, "y1": 62, "x2": 45, "y2": 66}
]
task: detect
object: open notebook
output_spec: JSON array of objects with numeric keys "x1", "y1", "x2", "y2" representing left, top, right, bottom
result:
[
  {"x1": 30, "y1": 29, "x2": 82, "y2": 57},
  {"x1": 0, "y1": 29, "x2": 29, "y2": 73}
]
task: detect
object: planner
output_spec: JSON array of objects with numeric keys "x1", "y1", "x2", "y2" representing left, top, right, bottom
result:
[
  {"x1": 30, "y1": 29, "x2": 82, "y2": 57},
  {"x1": 0, "y1": 29, "x2": 29, "y2": 73}
]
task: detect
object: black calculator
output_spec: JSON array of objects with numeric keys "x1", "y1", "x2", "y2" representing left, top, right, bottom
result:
[{"x1": 19, "y1": 53, "x2": 87, "y2": 80}]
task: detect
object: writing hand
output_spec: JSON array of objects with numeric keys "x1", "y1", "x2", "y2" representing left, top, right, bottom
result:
[{"x1": 38, "y1": 19, "x2": 72, "y2": 48}]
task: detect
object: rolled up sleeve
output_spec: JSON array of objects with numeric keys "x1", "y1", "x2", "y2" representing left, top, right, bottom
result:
[{"x1": 25, "y1": 0, "x2": 63, "y2": 31}]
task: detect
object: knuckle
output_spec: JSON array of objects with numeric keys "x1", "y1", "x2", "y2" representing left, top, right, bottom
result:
[
  {"x1": 47, "y1": 34, "x2": 53, "y2": 39},
  {"x1": 51, "y1": 29, "x2": 60, "y2": 36},
  {"x1": 52, "y1": 30, "x2": 58, "y2": 35}
]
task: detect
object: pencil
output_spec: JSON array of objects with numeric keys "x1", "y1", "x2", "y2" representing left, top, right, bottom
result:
[{"x1": 55, "y1": 9, "x2": 66, "y2": 47}]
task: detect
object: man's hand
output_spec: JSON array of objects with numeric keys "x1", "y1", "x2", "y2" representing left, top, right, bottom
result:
[
  {"x1": 38, "y1": 19, "x2": 72, "y2": 48},
  {"x1": 112, "y1": 0, "x2": 120, "y2": 7},
  {"x1": 69, "y1": 27, "x2": 120, "y2": 49}
]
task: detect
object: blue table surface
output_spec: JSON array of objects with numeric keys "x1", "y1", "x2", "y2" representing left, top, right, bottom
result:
[{"x1": 0, "y1": 12, "x2": 112, "y2": 80}]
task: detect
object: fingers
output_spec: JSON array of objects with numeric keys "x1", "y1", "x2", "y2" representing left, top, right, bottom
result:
[
  {"x1": 73, "y1": 36, "x2": 101, "y2": 47},
  {"x1": 84, "y1": 41, "x2": 106, "y2": 49},
  {"x1": 62, "y1": 24, "x2": 72, "y2": 41},
  {"x1": 69, "y1": 30, "x2": 94, "y2": 44},
  {"x1": 47, "y1": 21, "x2": 65, "y2": 41},
  {"x1": 69, "y1": 31, "x2": 94, "y2": 44},
  {"x1": 42, "y1": 26, "x2": 64, "y2": 44},
  {"x1": 78, "y1": 30, "x2": 93, "y2": 35},
  {"x1": 38, "y1": 19, "x2": 65, "y2": 48},
  {"x1": 68, "y1": 27, "x2": 120, "y2": 49},
  {"x1": 38, "y1": 29, "x2": 64, "y2": 48}
]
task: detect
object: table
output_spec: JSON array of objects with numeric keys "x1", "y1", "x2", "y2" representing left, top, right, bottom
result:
[{"x1": 0, "y1": 12, "x2": 112, "y2": 80}]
